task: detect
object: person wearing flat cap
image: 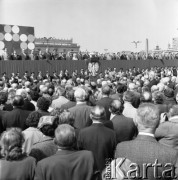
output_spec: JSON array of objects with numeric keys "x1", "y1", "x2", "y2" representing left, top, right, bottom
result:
[
  {"x1": 29, "y1": 116, "x2": 58, "y2": 162},
  {"x1": 77, "y1": 105, "x2": 116, "y2": 171}
]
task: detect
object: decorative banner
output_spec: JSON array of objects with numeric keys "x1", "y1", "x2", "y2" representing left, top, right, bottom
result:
[
  {"x1": 0, "y1": 41, "x2": 5, "y2": 49},
  {"x1": 0, "y1": 24, "x2": 35, "y2": 54},
  {"x1": 5, "y1": 33, "x2": 12, "y2": 41},
  {"x1": 20, "y1": 34, "x2": 27, "y2": 42},
  {"x1": 28, "y1": 34, "x2": 35, "y2": 42},
  {"x1": 20, "y1": 42, "x2": 28, "y2": 50},
  {"x1": 4, "y1": 25, "x2": 11, "y2": 33},
  {"x1": 13, "y1": 34, "x2": 20, "y2": 42},
  {"x1": 28, "y1": 42, "x2": 35, "y2": 50},
  {"x1": 0, "y1": 33, "x2": 4, "y2": 41},
  {"x1": 12, "y1": 25, "x2": 20, "y2": 33}
]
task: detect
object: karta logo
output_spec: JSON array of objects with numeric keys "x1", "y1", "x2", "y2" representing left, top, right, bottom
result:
[{"x1": 104, "y1": 158, "x2": 177, "y2": 179}]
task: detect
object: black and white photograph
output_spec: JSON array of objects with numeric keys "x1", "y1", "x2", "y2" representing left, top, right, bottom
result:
[{"x1": 0, "y1": 0, "x2": 178, "y2": 180}]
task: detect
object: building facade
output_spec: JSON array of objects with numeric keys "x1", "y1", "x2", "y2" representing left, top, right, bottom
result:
[{"x1": 35, "y1": 37, "x2": 80, "y2": 53}]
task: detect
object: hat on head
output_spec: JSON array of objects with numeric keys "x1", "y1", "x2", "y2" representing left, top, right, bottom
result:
[{"x1": 38, "y1": 116, "x2": 55, "y2": 129}]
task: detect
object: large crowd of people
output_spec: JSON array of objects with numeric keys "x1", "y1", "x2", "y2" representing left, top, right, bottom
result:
[
  {"x1": 1, "y1": 47, "x2": 178, "y2": 61},
  {"x1": 1, "y1": 65, "x2": 178, "y2": 179}
]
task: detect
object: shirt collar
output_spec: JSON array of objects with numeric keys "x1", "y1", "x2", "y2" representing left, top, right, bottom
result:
[
  {"x1": 110, "y1": 113, "x2": 116, "y2": 120},
  {"x1": 138, "y1": 132, "x2": 155, "y2": 137}
]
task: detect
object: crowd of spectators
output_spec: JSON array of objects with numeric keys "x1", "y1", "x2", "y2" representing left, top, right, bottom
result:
[
  {"x1": 1, "y1": 65, "x2": 178, "y2": 179},
  {"x1": 1, "y1": 47, "x2": 178, "y2": 61}
]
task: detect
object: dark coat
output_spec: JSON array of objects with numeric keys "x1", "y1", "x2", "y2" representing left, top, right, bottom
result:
[
  {"x1": 96, "y1": 97, "x2": 113, "y2": 120},
  {"x1": 34, "y1": 150, "x2": 96, "y2": 180},
  {"x1": 78, "y1": 123, "x2": 116, "y2": 171},
  {"x1": 0, "y1": 156, "x2": 36, "y2": 180},
  {"x1": 115, "y1": 135, "x2": 178, "y2": 180},
  {"x1": 2, "y1": 107, "x2": 31, "y2": 130},
  {"x1": 111, "y1": 114, "x2": 137, "y2": 143},
  {"x1": 29, "y1": 136, "x2": 57, "y2": 162},
  {"x1": 69, "y1": 103, "x2": 92, "y2": 129}
]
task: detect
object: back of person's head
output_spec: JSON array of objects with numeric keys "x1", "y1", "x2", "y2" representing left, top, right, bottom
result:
[
  {"x1": 90, "y1": 105, "x2": 106, "y2": 121},
  {"x1": 37, "y1": 97, "x2": 51, "y2": 111},
  {"x1": 26, "y1": 111, "x2": 42, "y2": 128},
  {"x1": 24, "y1": 81, "x2": 31, "y2": 88},
  {"x1": 48, "y1": 88, "x2": 54, "y2": 96},
  {"x1": 74, "y1": 88, "x2": 86, "y2": 102},
  {"x1": 0, "y1": 92, "x2": 7, "y2": 105},
  {"x1": 7, "y1": 90, "x2": 16, "y2": 104},
  {"x1": 58, "y1": 110, "x2": 75, "y2": 127},
  {"x1": 109, "y1": 99, "x2": 124, "y2": 115},
  {"x1": 152, "y1": 91, "x2": 164, "y2": 104},
  {"x1": 54, "y1": 124, "x2": 76, "y2": 149},
  {"x1": 136, "y1": 103, "x2": 159, "y2": 133},
  {"x1": 30, "y1": 91, "x2": 39, "y2": 102},
  {"x1": 168, "y1": 105, "x2": 178, "y2": 118},
  {"x1": 164, "y1": 87, "x2": 174, "y2": 98},
  {"x1": 123, "y1": 91, "x2": 135, "y2": 103},
  {"x1": 38, "y1": 116, "x2": 58, "y2": 137},
  {"x1": 0, "y1": 128, "x2": 24, "y2": 160},
  {"x1": 16, "y1": 89, "x2": 28, "y2": 99},
  {"x1": 66, "y1": 90, "x2": 75, "y2": 101},
  {"x1": 12, "y1": 95, "x2": 24, "y2": 107},
  {"x1": 101, "y1": 85, "x2": 110, "y2": 96},
  {"x1": 128, "y1": 83, "x2": 136, "y2": 91},
  {"x1": 56, "y1": 86, "x2": 66, "y2": 97},
  {"x1": 116, "y1": 83, "x2": 127, "y2": 94},
  {"x1": 140, "y1": 91, "x2": 152, "y2": 103}
]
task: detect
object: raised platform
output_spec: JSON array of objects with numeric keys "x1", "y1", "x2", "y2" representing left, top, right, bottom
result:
[{"x1": 0, "y1": 59, "x2": 178, "y2": 76}]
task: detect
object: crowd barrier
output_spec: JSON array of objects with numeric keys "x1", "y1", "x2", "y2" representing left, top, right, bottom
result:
[{"x1": 0, "y1": 59, "x2": 178, "y2": 76}]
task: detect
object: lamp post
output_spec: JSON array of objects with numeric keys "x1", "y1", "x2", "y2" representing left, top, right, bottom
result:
[
  {"x1": 43, "y1": 37, "x2": 52, "y2": 48},
  {"x1": 131, "y1": 41, "x2": 141, "y2": 49}
]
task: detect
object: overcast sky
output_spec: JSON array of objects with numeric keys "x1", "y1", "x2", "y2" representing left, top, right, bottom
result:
[{"x1": 0, "y1": 0, "x2": 178, "y2": 52}]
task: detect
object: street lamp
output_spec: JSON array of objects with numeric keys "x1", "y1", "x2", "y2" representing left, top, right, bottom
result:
[
  {"x1": 43, "y1": 37, "x2": 52, "y2": 48},
  {"x1": 131, "y1": 41, "x2": 141, "y2": 49}
]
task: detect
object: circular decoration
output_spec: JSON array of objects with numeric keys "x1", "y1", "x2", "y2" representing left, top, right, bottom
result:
[
  {"x1": 20, "y1": 42, "x2": 27, "y2": 50},
  {"x1": 0, "y1": 41, "x2": 5, "y2": 50},
  {"x1": 28, "y1": 42, "x2": 35, "y2": 50},
  {"x1": 4, "y1": 33, "x2": 12, "y2": 41},
  {"x1": 4, "y1": 25, "x2": 11, "y2": 33},
  {"x1": 0, "y1": 50, "x2": 4, "y2": 55},
  {"x1": 20, "y1": 34, "x2": 27, "y2": 42},
  {"x1": 28, "y1": 34, "x2": 35, "y2": 42},
  {"x1": 13, "y1": 33, "x2": 20, "y2": 41},
  {"x1": 0, "y1": 33, "x2": 4, "y2": 41},
  {"x1": 12, "y1": 25, "x2": 20, "y2": 33}
]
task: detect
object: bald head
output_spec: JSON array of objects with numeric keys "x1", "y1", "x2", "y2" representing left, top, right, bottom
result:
[
  {"x1": 110, "y1": 100, "x2": 124, "y2": 115},
  {"x1": 90, "y1": 105, "x2": 106, "y2": 121}
]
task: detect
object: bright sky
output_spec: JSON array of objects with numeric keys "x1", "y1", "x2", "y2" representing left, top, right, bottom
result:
[{"x1": 0, "y1": 0, "x2": 178, "y2": 52}]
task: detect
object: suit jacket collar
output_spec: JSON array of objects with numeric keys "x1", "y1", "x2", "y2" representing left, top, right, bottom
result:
[
  {"x1": 55, "y1": 149, "x2": 76, "y2": 156},
  {"x1": 135, "y1": 134, "x2": 157, "y2": 143}
]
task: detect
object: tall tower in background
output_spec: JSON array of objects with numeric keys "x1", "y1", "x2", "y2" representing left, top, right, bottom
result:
[{"x1": 145, "y1": 38, "x2": 149, "y2": 58}]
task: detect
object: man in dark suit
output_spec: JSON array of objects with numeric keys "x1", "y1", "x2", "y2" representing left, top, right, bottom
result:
[
  {"x1": 96, "y1": 85, "x2": 113, "y2": 120},
  {"x1": 115, "y1": 103, "x2": 178, "y2": 180},
  {"x1": 34, "y1": 124, "x2": 97, "y2": 180},
  {"x1": 2, "y1": 95, "x2": 31, "y2": 130},
  {"x1": 69, "y1": 88, "x2": 92, "y2": 129},
  {"x1": 110, "y1": 99, "x2": 137, "y2": 143},
  {"x1": 77, "y1": 106, "x2": 116, "y2": 171}
]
